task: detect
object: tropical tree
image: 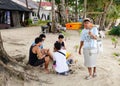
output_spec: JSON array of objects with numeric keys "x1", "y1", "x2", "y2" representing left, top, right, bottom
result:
[
  {"x1": 37, "y1": 0, "x2": 42, "y2": 19},
  {"x1": 51, "y1": 0, "x2": 56, "y2": 32}
]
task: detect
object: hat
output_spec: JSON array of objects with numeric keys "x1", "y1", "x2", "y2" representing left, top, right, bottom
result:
[{"x1": 83, "y1": 18, "x2": 91, "y2": 23}]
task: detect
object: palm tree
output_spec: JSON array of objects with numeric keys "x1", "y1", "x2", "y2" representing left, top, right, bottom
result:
[
  {"x1": 51, "y1": 0, "x2": 56, "y2": 32},
  {"x1": 83, "y1": 0, "x2": 87, "y2": 19},
  {"x1": 75, "y1": 0, "x2": 78, "y2": 21},
  {"x1": 37, "y1": 0, "x2": 42, "y2": 19},
  {"x1": 60, "y1": 0, "x2": 67, "y2": 26}
]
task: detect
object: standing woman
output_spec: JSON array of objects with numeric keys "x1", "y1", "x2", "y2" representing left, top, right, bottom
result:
[{"x1": 79, "y1": 18, "x2": 99, "y2": 80}]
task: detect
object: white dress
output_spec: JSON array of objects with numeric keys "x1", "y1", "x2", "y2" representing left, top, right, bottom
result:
[{"x1": 80, "y1": 27, "x2": 99, "y2": 67}]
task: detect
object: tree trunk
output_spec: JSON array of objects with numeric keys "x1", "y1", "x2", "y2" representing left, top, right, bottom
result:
[
  {"x1": 37, "y1": 0, "x2": 41, "y2": 19},
  {"x1": 99, "y1": 0, "x2": 113, "y2": 30},
  {"x1": 59, "y1": 0, "x2": 67, "y2": 26},
  {"x1": 75, "y1": 0, "x2": 78, "y2": 22},
  {"x1": 51, "y1": 0, "x2": 56, "y2": 32},
  {"x1": 25, "y1": 0, "x2": 28, "y2": 8},
  {"x1": 106, "y1": 20, "x2": 113, "y2": 30},
  {"x1": 83, "y1": 0, "x2": 87, "y2": 19},
  {"x1": 0, "y1": 32, "x2": 42, "y2": 81}
]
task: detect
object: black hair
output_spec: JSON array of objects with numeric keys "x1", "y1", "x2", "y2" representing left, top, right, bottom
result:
[
  {"x1": 83, "y1": 20, "x2": 90, "y2": 23},
  {"x1": 54, "y1": 42, "x2": 61, "y2": 50},
  {"x1": 58, "y1": 34, "x2": 64, "y2": 39},
  {"x1": 39, "y1": 34, "x2": 46, "y2": 38},
  {"x1": 35, "y1": 37, "x2": 42, "y2": 44}
]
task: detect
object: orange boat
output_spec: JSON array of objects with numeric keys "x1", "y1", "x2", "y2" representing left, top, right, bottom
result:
[{"x1": 66, "y1": 22, "x2": 82, "y2": 30}]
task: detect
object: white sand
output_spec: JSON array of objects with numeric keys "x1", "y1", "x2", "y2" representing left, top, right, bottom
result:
[{"x1": 0, "y1": 26, "x2": 120, "y2": 86}]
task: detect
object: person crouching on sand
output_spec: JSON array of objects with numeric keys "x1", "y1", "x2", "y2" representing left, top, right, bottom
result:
[
  {"x1": 53, "y1": 42, "x2": 69, "y2": 75},
  {"x1": 28, "y1": 37, "x2": 51, "y2": 73}
]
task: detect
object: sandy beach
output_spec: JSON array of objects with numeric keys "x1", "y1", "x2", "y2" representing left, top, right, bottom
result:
[{"x1": 0, "y1": 26, "x2": 120, "y2": 86}]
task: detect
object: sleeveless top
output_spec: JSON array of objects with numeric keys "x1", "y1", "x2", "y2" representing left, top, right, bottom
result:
[{"x1": 28, "y1": 45, "x2": 39, "y2": 66}]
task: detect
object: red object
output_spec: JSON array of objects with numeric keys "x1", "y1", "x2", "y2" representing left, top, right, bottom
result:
[{"x1": 40, "y1": 2, "x2": 52, "y2": 7}]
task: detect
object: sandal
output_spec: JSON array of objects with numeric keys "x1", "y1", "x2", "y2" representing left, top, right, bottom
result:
[
  {"x1": 93, "y1": 73, "x2": 97, "y2": 78},
  {"x1": 85, "y1": 75, "x2": 92, "y2": 80}
]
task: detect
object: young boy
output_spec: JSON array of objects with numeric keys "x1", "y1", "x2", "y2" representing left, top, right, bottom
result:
[
  {"x1": 53, "y1": 42, "x2": 69, "y2": 75},
  {"x1": 55, "y1": 34, "x2": 66, "y2": 49},
  {"x1": 32, "y1": 34, "x2": 46, "y2": 49}
]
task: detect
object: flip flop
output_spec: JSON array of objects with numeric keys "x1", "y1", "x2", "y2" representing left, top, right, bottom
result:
[
  {"x1": 93, "y1": 73, "x2": 97, "y2": 78},
  {"x1": 85, "y1": 75, "x2": 92, "y2": 80}
]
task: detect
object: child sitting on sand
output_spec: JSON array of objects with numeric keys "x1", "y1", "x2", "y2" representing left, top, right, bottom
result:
[
  {"x1": 55, "y1": 34, "x2": 66, "y2": 49},
  {"x1": 55, "y1": 34, "x2": 74, "y2": 65},
  {"x1": 53, "y1": 42, "x2": 69, "y2": 75}
]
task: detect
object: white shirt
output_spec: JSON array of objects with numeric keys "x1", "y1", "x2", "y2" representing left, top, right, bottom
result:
[
  {"x1": 53, "y1": 49, "x2": 69, "y2": 73},
  {"x1": 80, "y1": 27, "x2": 99, "y2": 48}
]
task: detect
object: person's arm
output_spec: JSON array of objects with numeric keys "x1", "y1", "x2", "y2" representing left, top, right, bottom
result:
[
  {"x1": 36, "y1": 48, "x2": 46, "y2": 59},
  {"x1": 79, "y1": 29, "x2": 84, "y2": 55},
  {"x1": 79, "y1": 41, "x2": 84, "y2": 55},
  {"x1": 63, "y1": 41, "x2": 66, "y2": 49},
  {"x1": 89, "y1": 31, "x2": 97, "y2": 40},
  {"x1": 89, "y1": 27, "x2": 99, "y2": 40}
]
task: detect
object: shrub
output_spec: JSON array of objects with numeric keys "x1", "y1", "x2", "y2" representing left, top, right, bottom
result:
[
  {"x1": 108, "y1": 26, "x2": 120, "y2": 36},
  {"x1": 111, "y1": 37, "x2": 118, "y2": 48},
  {"x1": 27, "y1": 19, "x2": 33, "y2": 25},
  {"x1": 37, "y1": 20, "x2": 51, "y2": 25}
]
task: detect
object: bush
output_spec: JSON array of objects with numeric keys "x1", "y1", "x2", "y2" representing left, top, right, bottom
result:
[
  {"x1": 27, "y1": 19, "x2": 33, "y2": 25},
  {"x1": 108, "y1": 26, "x2": 120, "y2": 36},
  {"x1": 37, "y1": 20, "x2": 51, "y2": 25}
]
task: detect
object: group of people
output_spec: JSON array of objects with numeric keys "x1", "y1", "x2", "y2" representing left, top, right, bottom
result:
[
  {"x1": 28, "y1": 34, "x2": 72, "y2": 75},
  {"x1": 28, "y1": 18, "x2": 99, "y2": 80}
]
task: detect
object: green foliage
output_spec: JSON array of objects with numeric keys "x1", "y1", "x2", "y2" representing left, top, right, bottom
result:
[
  {"x1": 37, "y1": 20, "x2": 51, "y2": 25},
  {"x1": 113, "y1": 52, "x2": 120, "y2": 57},
  {"x1": 27, "y1": 19, "x2": 32, "y2": 25},
  {"x1": 111, "y1": 37, "x2": 118, "y2": 43},
  {"x1": 78, "y1": 29, "x2": 82, "y2": 35},
  {"x1": 107, "y1": 5, "x2": 120, "y2": 21},
  {"x1": 111, "y1": 37, "x2": 118, "y2": 48},
  {"x1": 74, "y1": 44, "x2": 79, "y2": 52},
  {"x1": 109, "y1": 26, "x2": 120, "y2": 36}
]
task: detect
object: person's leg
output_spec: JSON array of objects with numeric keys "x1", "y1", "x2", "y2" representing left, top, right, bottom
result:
[
  {"x1": 93, "y1": 67, "x2": 96, "y2": 73},
  {"x1": 85, "y1": 67, "x2": 93, "y2": 80},
  {"x1": 44, "y1": 56, "x2": 50, "y2": 73},
  {"x1": 41, "y1": 49, "x2": 53, "y2": 60},
  {"x1": 47, "y1": 50, "x2": 53, "y2": 60},
  {"x1": 88, "y1": 67, "x2": 92, "y2": 76},
  {"x1": 93, "y1": 67, "x2": 97, "y2": 77}
]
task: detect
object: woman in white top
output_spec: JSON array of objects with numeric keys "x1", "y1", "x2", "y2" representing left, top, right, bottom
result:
[{"x1": 79, "y1": 18, "x2": 99, "y2": 80}]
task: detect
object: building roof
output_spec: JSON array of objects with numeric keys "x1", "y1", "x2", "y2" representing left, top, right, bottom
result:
[
  {"x1": 0, "y1": 0, "x2": 29, "y2": 11},
  {"x1": 12, "y1": 0, "x2": 38, "y2": 10}
]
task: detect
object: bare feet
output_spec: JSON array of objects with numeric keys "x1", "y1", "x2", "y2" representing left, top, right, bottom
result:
[{"x1": 45, "y1": 69, "x2": 50, "y2": 74}]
